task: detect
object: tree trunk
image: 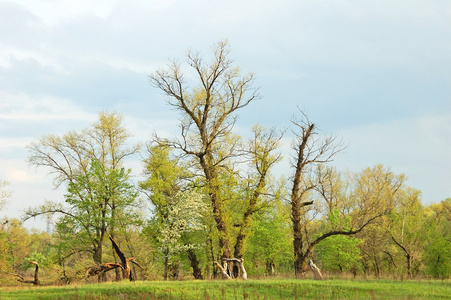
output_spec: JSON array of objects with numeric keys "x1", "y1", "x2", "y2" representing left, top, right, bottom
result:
[
  {"x1": 266, "y1": 260, "x2": 275, "y2": 276},
  {"x1": 187, "y1": 248, "x2": 203, "y2": 279},
  {"x1": 373, "y1": 256, "x2": 381, "y2": 278},
  {"x1": 93, "y1": 242, "x2": 106, "y2": 282},
  {"x1": 200, "y1": 155, "x2": 232, "y2": 261},
  {"x1": 110, "y1": 208, "x2": 122, "y2": 281},
  {"x1": 292, "y1": 201, "x2": 313, "y2": 278},
  {"x1": 406, "y1": 253, "x2": 412, "y2": 278},
  {"x1": 31, "y1": 261, "x2": 40, "y2": 285},
  {"x1": 221, "y1": 258, "x2": 247, "y2": 280},
  {"x1": 293, "y1": 234, "x2": 305, "y2": 277},
  {"x1": 206, "y1": 235, "x2": 216, "y2": 279},
  {"x1": 85, "y1": 263, "x2": 122, "y2": 280},
  {"x1": 163, "y1": 256, "x2": 169, "y2": 281}
]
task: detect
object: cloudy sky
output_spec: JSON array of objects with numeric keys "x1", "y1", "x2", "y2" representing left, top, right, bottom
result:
[{"x1": 1, "y1": 0, "x2": 450, "y2": 230}]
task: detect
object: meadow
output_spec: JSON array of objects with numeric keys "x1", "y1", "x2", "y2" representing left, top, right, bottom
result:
[{"x1": 1, "y1": 279, "x2": 450, "y2": 299}]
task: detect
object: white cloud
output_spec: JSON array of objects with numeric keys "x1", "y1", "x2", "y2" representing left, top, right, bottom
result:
[
  {"x1": 335, "y1": 114, "x2": 451, "y2": 203},
  {"x1": 0, "y1": 92, "x2": 96, "y2": 122},
  {"x1": 14, "y1": 0, "x2": 121, "y2": 25}
]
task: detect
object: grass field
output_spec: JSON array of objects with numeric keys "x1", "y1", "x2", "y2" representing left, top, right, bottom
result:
[{"x1": 1, "y1": 279, "x2": 450, "y2": 299}]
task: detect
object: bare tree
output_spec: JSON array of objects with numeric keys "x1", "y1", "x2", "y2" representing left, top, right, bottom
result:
[
  {"x1": 289, "y1": 113, "x2": 404, "y2": 278},
  {"x1": 149, "y1": 40, "x2": 260, "y2": 262},
  {"x1": 289, "y1": 112, "x2": 345, "y2": 277}
]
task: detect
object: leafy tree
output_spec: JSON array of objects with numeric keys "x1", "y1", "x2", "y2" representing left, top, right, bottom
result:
[
  {"x1": 357, "y1": 223, "x2": 392, "y2": 278},
  {"x1": 0, "y1": 219, "x2": 31, "y2": 273},
  {"x1": 425, "y1": 237, "x2": 451, "y2": 279},
  {"x1": 68, "y1": 159, "x2": 138, "y2": 261},
  {"x1": 424, "y1": 199, "x2": 451, "y2": 279},
  {"x1": 316, "y1": 234, "x2": 362, "y2": 274},
  {"x1": 25, "y1": 112, "x2": 140, "y2": 276},
  {"x1": 140, "y1": 144, "x2": 203, "y2": 279},
  {"x1": 315, "y1": 209, "x2": 363, "y2": 275},
  {"x1": 385, "y1": 188, "x2": 425, "y2": 278},
  {"x1": 233, "y1": 125, "x2": 282, "y2": 259},
  {"x1": 140, "y1": 145, "x2": 190, "y2": 218},
  {"x1": 246, "y1": 186, "x2": 292, "y2": 276}
]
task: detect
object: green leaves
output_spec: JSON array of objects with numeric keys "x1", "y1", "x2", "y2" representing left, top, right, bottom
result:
[
  {"x1": 25, "y1": 112, "x2": 141, "y2": 266},
  {"x1": 316, "y1": 234, "x2": 362, "y2": 273}
]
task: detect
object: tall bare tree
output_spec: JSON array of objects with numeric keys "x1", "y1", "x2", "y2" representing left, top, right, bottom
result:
[
  {"x1": 289, "y1": 112, "x2": 344, "y2": 277},
  {"x1": 149, "y1": 41, "x2": 260, "y2": 262}
]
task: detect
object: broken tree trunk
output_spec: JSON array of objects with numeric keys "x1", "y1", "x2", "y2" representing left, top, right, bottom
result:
[
  {"x1": 214, "y1": 258, "x2": 248, "y2": 280},
  {"x1": 222, "y1": 258, "x2": 247, "y2": 280},
  {"x1": 85, "y1": 263, "x2": 122, "y2": 279},
  {"x1": 214, "y1": 261, "x2": 232, "y2": 279},
  {"x1": 85, "y1": 235, "x2": 142, "y2": 281},
  {"x1": 308, "y1": 259, "x2": 323, "y2": 280}
]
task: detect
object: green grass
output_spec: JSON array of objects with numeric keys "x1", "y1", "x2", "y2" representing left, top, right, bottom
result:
[{"x1": 1, "y1": 279, "x2": 450, "y2": 299}]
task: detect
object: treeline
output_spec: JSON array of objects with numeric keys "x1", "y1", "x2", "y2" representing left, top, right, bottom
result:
[{"x1": 1, "y1": 41, "x2": 450, "y2": 285}]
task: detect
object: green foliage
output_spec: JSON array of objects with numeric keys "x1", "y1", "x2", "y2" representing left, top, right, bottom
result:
[
  {"x1": 425, "y1": 237, "x2": 451, "y2": 279},
  {"x1": 385, "y1": 188, "x2": 426, "y2": 277},
  {"x1": 314, "y1": 209, "x2": 362, "y2": 274},
  {"x1": 49, "y1": 158, "x2": 141, "y2": 265},
  {"x1": 140, "y1": 145, "x2": 189, "y2": 216},
  {"x1": 316, "y1": 234, "x2": 362, "y2": 274},
  {"x1": 0, "y1": 218, "x2": 30, "y2": 271},
  {"x1": 23, "y1": 252, "x2": 51, "y2": 268},
  {"x1": 246, "y1": 202, "x2": 293, "y2": 275},
  {"x1": 423, "y1": 198, "x2": 451, "y2": 279},
  {"x1": 65, "y1": 158, "x2": 139, "y2": 228}
]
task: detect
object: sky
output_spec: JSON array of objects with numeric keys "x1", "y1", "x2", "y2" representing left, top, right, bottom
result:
[{"x1": 1, "y1": 0, "x2": 450, "y2": 230}]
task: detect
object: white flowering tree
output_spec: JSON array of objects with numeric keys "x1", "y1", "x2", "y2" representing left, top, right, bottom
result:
[{"x1": 158, "y1": 189, "x2": 208, "y2": 280}]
